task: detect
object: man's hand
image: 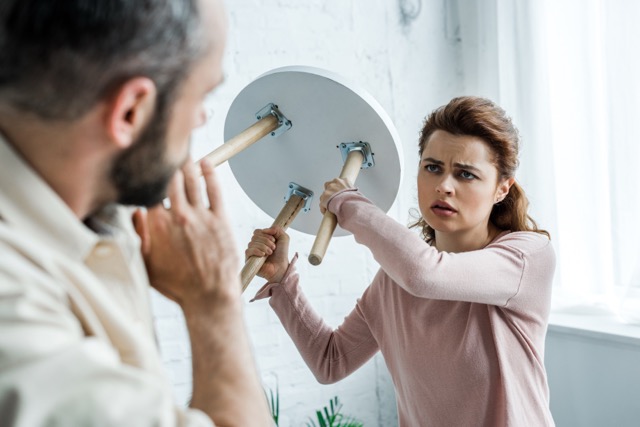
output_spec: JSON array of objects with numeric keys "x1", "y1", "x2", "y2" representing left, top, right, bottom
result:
[
  {"x1": 133, "y1": 158, "x2": 240, "y2": 307},
  {"x1": 132, "y1": 157, "x2": 272, "y2": 426}
]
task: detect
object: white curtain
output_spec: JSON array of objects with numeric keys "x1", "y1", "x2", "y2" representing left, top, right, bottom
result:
[{"x1": 454, "y1": 0, "x2": 640, "y2": 322}]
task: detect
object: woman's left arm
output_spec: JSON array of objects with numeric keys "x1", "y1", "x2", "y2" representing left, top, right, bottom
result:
[{"x1": 327, "y1": 190, "x2": 555, "y2": 307}]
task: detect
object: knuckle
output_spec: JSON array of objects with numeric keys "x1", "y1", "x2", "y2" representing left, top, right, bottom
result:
[{"x1": 174, "y1": 211, "x2": 191, "y2": 226}]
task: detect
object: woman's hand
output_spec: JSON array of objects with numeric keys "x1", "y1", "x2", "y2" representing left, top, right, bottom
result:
[
  {"x1": 319, "y1": 178, "x2": 354, "y2": 214},
  {"x1": 245, "y1": 226, "x2": 290, "y2": 283}
]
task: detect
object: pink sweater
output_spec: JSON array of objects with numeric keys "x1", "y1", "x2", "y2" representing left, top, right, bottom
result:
[{"x1": 252, "y1": 190, "x2": 556, "y2": 427}]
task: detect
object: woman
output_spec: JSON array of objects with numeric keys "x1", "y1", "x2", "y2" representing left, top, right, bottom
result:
[{"x1": 247, "y1": 96, "x2": 556, "y2": 426}]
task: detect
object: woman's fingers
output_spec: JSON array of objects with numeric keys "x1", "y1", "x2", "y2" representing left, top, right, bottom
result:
[
  {"x1": 319, "y1": 177, "x2": 354, "y2": 214},
  {"x1": 244, "y1": 228, "x2": 281, "y2": 261},
  {"x1": 245, "y1": 243, "x2": 273, "y2": 260},
  {"x1": 245, "y1": 246, "x2": 271, "y2": 260},
  {"x1": 253, "y1": 228, "x2": 276, "y2": 242},
  {"x1": 248, "y1": 233, "x2": 275, "y2": 251}
]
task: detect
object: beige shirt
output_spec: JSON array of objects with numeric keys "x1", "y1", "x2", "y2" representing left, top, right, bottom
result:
[{"x1": 0, "y1": 135, "x2": 212, "y2": 426}]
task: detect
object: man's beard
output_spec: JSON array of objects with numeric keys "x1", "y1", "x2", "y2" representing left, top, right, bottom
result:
[{"x1": 110, "y1": 104, "x2": 184, "y2": 208}]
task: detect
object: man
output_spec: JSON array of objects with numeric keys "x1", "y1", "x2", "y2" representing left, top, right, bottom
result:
[{"x1": 0, "y1": 0, "x2": 272, "y2": 426}]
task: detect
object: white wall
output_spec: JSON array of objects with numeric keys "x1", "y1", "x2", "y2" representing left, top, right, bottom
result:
[
  {"x1": 152, "y1": 0, "x2": 462, "y2": 426},
  {"x1": 546, "y1": 324, "x2": 640, "y2": 427}
]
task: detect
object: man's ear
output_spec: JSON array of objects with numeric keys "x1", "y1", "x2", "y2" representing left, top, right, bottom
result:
[
  {"x1": 106, "y1": 77, "x2": 157, "y2": 149},
  {"x1": 495, "y1": 177, "x2": 515, "y2": 203}
]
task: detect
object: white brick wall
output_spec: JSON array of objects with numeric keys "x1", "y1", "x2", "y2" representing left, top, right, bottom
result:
[{"x1": 152, "y1": 1, "x2": 462, "y2": 425}]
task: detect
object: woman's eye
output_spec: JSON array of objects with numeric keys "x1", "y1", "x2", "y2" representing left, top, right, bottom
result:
[
  {"x1": 425, "y1": 164, "x2": 440, "y2": 173},
  {"x1": 459, "y1": 170, "x2": 476, "y2": 180}
]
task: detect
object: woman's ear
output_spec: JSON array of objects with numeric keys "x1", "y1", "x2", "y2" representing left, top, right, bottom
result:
[
  {"x1": 105, "y1": 77, "x2": 157, "y2": 149},
  {"x1": 495, "y1": 177, "x2": 515, "y2": 203}
]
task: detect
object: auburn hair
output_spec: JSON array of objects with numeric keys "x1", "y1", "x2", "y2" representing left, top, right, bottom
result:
[{"x1": 411, "y1": 96, "x2": 549, "y2": 243}]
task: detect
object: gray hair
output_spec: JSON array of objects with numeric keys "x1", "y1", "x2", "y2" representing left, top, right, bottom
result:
[{"x1": 0, "y1": 0, "x2": 205, "y2": 120}]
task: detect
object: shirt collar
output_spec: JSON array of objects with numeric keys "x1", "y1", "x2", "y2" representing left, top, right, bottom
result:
[{"x1": 0, "y1": 132, "x2": 102, "y2": 261}]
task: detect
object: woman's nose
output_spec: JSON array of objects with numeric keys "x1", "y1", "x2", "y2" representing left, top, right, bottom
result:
[{"x1": 436, "y1": 175, "x2": 454, "y2": 195}]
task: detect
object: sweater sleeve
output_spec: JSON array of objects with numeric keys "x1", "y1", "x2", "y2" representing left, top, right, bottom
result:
[
  {"x1": 251, "y1": 255, "x2": 379, "y2": 384},
  {"x1": 327, "y1": 189, "x2": 553, "y2": 307}
]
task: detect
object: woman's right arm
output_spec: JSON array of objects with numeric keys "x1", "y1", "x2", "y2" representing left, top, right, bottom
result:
[
  {"x1": 252, "y1": 257, "x2": 380, "y2": 384},
  {"x1": 247, "y1": 230, "x2": 380, "y2": 384}
]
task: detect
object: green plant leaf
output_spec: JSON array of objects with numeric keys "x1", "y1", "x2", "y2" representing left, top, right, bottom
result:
[
  {"x1": 305, "y1": 395, "x2": 364, "y2": 427},
  {"x1": 264, "y1": 385, "x2": 279, "y2": 426},
  {"x1": 324, "y1": 407, "x2": 332, "y2": 424},
  {"x1": 316, "y1": 410, "x2": 328, "y2": 427}
]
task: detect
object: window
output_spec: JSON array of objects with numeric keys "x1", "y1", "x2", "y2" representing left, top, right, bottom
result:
[{"x1": 454, "y1": 0, "x2": 640, "y2": 322}]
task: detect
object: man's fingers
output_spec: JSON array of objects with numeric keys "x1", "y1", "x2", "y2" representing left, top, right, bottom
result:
[
  {"x1": 167, "y1": 170, "x2": 188, "y2": 214},
  {"x1": 201, "y1": 159, "x2": 222, "y2": 213},
  {"x1": 182, "y1": 157, "x2": 203, "y2": 207},
  {"x1": 132, "y1": 209, "x2": 151, "y2": 256}
]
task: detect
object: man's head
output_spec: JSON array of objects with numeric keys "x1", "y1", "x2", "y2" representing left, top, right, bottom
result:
[
  {"x1": 0, "y1": 0, "x2": 227, "y2": 208},
  {"x1": 0, "y1": 0, "x2": 205, "y2": 121}
]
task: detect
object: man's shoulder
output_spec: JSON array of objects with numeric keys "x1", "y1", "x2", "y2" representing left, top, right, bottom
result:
[
  {"x1": 0, "y1": 222, "x2": 65, "y2": 290},
  {"x1": 0, "y1": 223, "x2": 77, "y2": 345}
]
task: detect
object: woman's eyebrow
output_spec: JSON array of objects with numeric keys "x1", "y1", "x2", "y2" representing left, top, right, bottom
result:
[
  {"x1": 422, "y1": 158, "x2": 481, "y2": 173},
  {"x1": 454, "y1": 162, "x2": 481, "y2": 172},
  {"x1": 422, "y1": 157, "x2": 443, "y2": 164}
]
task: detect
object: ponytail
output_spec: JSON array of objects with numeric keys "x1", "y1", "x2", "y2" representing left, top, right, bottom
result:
[{"x1": 490, "y1": 181, "x2": 549, "y2": 238}]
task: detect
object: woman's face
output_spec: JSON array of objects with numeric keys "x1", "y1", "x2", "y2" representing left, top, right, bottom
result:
[{"x1": 417, "y1": 130, "x2": 512, "y2": 239}]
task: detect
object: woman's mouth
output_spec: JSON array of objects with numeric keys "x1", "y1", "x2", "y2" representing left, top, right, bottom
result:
[{"x1": 430, "y1": 200, "x2": 457, "y2": 217}]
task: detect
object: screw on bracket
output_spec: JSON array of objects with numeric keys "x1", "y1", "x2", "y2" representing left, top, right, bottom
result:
[
  {"x1": 255, "y1": 103, "x2": 292, "y2": 138},
  {"x1": 338, "y1": 141, "x2": 375, "y2": 169},
  {"x1": 284, "y1": 182, "x2": 314, "y2": 212}
]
